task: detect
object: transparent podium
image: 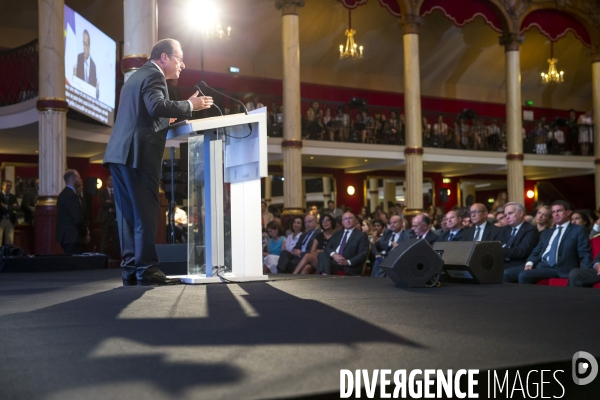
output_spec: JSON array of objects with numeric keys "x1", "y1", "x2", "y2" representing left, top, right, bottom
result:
[{"x1": 166, "y1": 109, "x2": 268, "y2": 284}]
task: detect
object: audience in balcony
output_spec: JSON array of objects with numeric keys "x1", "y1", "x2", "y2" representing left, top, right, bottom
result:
[
  {"x1": 432, "y1": 115, "x2": 448, "y2": 148},
  {"x1": 577, "y1": 110, "x2": 593, "y2": 156},
  {"x1": 487, "y1": 119, "x2": 501, "y2": 151}
]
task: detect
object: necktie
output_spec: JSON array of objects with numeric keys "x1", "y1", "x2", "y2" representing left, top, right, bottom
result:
[
  {"x1": 448, "y1": 232, "x2": 455, "y2": 241},
  {"x1": 474, "y1": 226, "x2": 481, "y2": 241},
  {"x1": 339, "y1": 230, "x2": 349, "y2": 254},
  {"x1": 506, "y1": 228, "x2": 518, "y2": 248},
  {"x1": 546, "y1": 226, "x2": 563, "y2": 266},
  {"x1": 301, "y1": 231, "x2": 313, "y2": 251},
  {"x1": 85, "y1": 61, "x2": 88, "y2": 83}
]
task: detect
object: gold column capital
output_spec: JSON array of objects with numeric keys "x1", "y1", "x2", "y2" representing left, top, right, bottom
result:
[
  {"x1": 499, "y1": 32, "x2": 523, "y2": 52},
  {"x1": 591, "y1": 45, "x2": 600, "y2": 63},
  {"x1": 275, "y1": 0, "x2": 305, "y2": 15},
  {"x1": 399, "y1": 14, "x2": 422, "y2": 35}
]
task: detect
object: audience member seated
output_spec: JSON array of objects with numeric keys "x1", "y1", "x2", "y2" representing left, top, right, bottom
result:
[
  {"x1": 325, "y1": 200, "x2": 343, "y2": 219},
  {"x1": 285, "y1": 216, "x2": 304, "y2": 251},
  {"x1": 461, "y1": 203, "x2": 501, "y2": 241},
  {"x1": 263, "y1": 221, "x2": 286, "y2": 274},
  {"x1": 577, "y1": 110, "x2": 593, "y2": 156},
  {"x1": 358, "y1": 109, "x2": 375, "y2": 143},
  {"x1": 293, "y1": 214, "x2": 336, "y2": 274},
  {"x1": 245, "y1": 95, "x2": 264, "y2": 111},
  {"x1": 438, "y1": 210, "x2": 464, "y2": 242},
  {"x1": 261, "y1": 201, "x2": 274, "y2": 228},
  {"x1": 383, "y1": 111, "x2": 400, "y2": 144},
  {"x1": 371, "y1": 218, "x2": 385, "y2": 242},
  {"x1": 571, "y1": 209, "x2": 593, "y2": 236},
  {"x1": 487, "y1": 119, "x2": 501, "y2": 151},
  {"x1": 504, "y1": 200, "x2": 592, "y2": 284},
  {"x1": 534, "y1": 205, "x2": 552, "y2": 232},
  {"x1": 500, "y1": 202, "x2": 540, "y2": 269},
  {"x1": 568, "y1": 251, "x2": 600, "y2": 287},
  {"x1": 431, "y1": 115, "x2": 447, "y2": 148},
  {"x1": 371, "y1": 215, "x2": 409, "y2": 277},
  {"x1": 409, "y1": 213, "x2": 438, "y2": 244},
  {"x1": 276, "y1": 214, "x2": 323, "y2": 273},
  {"x1": 317, "y1": 212, "x2": 369, "y2": 276},
  {"x1": 494, "y1": 210, "x2": 507, "y2": 228}
]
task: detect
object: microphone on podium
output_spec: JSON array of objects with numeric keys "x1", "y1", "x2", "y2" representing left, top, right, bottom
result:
[
  {"x1": 199, "y1": 81, "x2": 249, "y2": 115},
  {"x1": 195, "y1": 85, "x2": 223, "y2": 116}
]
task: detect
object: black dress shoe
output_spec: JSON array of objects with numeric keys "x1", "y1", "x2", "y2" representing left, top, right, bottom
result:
[
  {"x1": 137, "y1": 270, "x2": 182, "y2": 286},
  {"x1": 122, "y1": 273, "x2": 137, "y2": 286}
]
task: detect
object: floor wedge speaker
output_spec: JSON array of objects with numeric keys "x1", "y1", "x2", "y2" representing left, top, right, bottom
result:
[
  {"x1": 433, "y1": 241, "x2": 503, "y2": 284},
  {"x1": 380, "y1": 239, "x2": 444, "y2": 288}
]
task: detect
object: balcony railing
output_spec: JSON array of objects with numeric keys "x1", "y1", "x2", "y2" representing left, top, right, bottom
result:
[{"x1": 0, "y1": 39, "x2": 39, "y2": 107}]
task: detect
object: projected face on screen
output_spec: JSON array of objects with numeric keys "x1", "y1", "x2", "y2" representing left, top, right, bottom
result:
[{"x1": 64, "y1": 5, "x2": 116, "y2": 126}]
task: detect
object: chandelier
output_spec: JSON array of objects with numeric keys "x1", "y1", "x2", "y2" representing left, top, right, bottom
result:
[
  {"x1": 339, "y1": 9, "x2": 363, "y2": 59},
  {"x1": 541, "y1": 42, "x2": 564, "y2": 84},
  {"x1": 190, "y1": 0, "x2": 231, "y2": 40}
]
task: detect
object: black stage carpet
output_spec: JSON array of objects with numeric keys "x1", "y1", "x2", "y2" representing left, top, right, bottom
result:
[{"x1": 0, "y1": 269, "x2": 599, "y2": 399}]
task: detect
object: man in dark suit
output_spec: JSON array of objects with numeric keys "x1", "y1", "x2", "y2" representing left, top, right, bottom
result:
[
  {"x1": 437, "y1": 210, "x2": 464, "y2": 242},
  {"x1": 504, "y1": 200, "x2": 592, "y2": 284},
  {"x1": 0, "y1": 180, "x2": 18, "y2": 245},
  {"x1": 371, "y1": 214, "x2": 409, "y2": 277},
  {"x1": 500, "y1": 202, "x2": 539, "y2": 269},
  {"x1": 409, "y1": 213, "x2": 438, "y2": 245},
  {"x1": 103, "y1": 39, "x2": 213, "y2": 286},
  {"x1": 76, "y1": 30, "x2": 97, "y2": 87},
  {"x1": 317, "y1": 212, "x2": 369, "y2": 276},
  {"x1": 97, "y1": 175, "x2": 119, "y2": 257},
  {"x1": 568, "y1": 252, "x2": 600, "y2": 287},
  {"x1": 461, "y1": 203, "x2": 501, "y2": 241},
  {"x1": 276, "y1": 214, "x2": 323, "y2": 273},
  {"x1": 56, "y1": 170, "x2": 89, "y2": 254}
]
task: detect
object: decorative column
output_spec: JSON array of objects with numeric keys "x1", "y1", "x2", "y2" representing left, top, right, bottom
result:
[
  {"x1": 401, "y1": 14, "x2": 423, "y2": 216},
  {"x1": 384, "y1": 180, "x2": 396, "y2": 208},
  {"x1": 264, "y1": 175, "x2": 272, "y2": 206},
  {"x1": 500, "y1": 33, "x2": 524, "y2": 204},
  {"x1": 276, "y1": 0, "x2": 305, "y2": 222},
  {"x1": 592, "y1": 47, "x2": 600, "y2": 209},
  {"x1": 35, "y1": 0, "x2": 68, "y2": 254},
  {"x1": 322, "y1": 176, "x2": 331, "y2": 208},
  {"x1": 369, "y1": 178, "x2": 379, "y2": 212},
  {"x1": 121, "y1": 0, "x2": 157, "y2": 81}
]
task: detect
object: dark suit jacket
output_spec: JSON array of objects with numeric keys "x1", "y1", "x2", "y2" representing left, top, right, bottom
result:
[
  {"x1": 103, "y1": 62, "x2": 193, "y2": 177},
  {"x1": 500, "y1": 222, "x2": 540, "y2": 268},
  {"x1": 76, "y1": 53, "x2": 97, "y2": 86},
  {"x1": 462, "y1": 223, "x2": 502, "y2": 241},
  {"x1": 55, "y1": 187, "x2": 87, "y2": 245},
  {"x1": 96, "y1": 188, "x2": 116, "y2": 223},
  {"x1": 438, "y1": 228, "x2": 464, "y2": 242},
  {"x1": 373, "y1": 229, "x2": 408, "y2": 257},
  {"x1": 408, "y1": 229, "x2": 438, "y2": 245},
  {"x1": 527, "y1": 223, "x2": 592, "y2": 274},
  {"x1": 0, "y1": 192, "x2": 18, "y2": 225},
  {"x1": 294, "y1": 229, "x2": 324, "y2": 253},
  {"x1": 323, "y1": 229, "x2": 369, "y2": 275}
]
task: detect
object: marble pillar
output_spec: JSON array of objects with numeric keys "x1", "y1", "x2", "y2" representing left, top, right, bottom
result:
[
  {"x1": 122, "y1": 0, "x2": 157, "y2": 81},
  {"x1": 276, "y1": 0, "x2": 305, "y2": 220},
  {"x1": 501, "y1": 33, "x2": 524, "y2": 205},
  {"x1": 264, "y1": 175, "x2": 272, "y2": 206},
  {"x1": 401, "y1": 15, "x2": 423, "y2": 216},
  {"x1": 369, "y1": 178, "x2": 379, "y2": 212},
  {"x1": 322, "y1": 176, "x2": 331, "y2": 208},
  {"x1": 36, "y1": 0, "x2": 68, "y2": 254}
]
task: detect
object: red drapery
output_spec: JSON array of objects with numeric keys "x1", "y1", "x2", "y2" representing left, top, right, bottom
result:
[
  {"x1": 420, "y1": 0, "x2": 503, "y2": 32},
  {"x1": 520, "y1": 9, "x2": 591, "y2": 47}
]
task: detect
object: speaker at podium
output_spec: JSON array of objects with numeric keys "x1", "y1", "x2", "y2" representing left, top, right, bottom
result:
[{"x1": 380, "y1": 239, "x2": 444, "y2": 288}]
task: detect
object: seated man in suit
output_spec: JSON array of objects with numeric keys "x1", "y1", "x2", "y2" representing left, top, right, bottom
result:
[
  {"x1": 461, "y1": 203, "x2": 501, "y2": 242},
  {"x1": 371, "y1": 214, "x2": 409, "y2": 277},
  {"x1": 56, "y1": 169, "x2": 90, "y2": 254},
  {"x1": 504, "y1": 200, "x2": 592, "y2": 284},
  {"x1": 276, "y1": 214, "x2": 323, "y2": 273},
  {"x1": 317, "y1": 212, "x2": 369, "y2": 276},
  {"x1": 437, "y1": 210, "x2": 464, "y2": 242},
  {"x1": 568, "y1": 251, "x2": 600, "y2": 287},
  {"x1": 409, "y1": 213, "x2": 438, "y2": 245},
  {"x1": 500, "y1": 202, "x2": 539, "y2": 270}
]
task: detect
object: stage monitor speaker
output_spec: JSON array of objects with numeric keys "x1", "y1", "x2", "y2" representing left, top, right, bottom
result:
[
  {"x1": 380, "y1": 239, "x2": 444, "y2": 288},
  {"x1": 155, "y1": 243, "x2": 188, "y2": 275},
  {"x1": 433, "y1": 241, "x2": 503, "y2": 284}
]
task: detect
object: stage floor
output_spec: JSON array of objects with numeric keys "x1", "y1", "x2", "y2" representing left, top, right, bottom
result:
[{"x1": 1, "y1": 269, "x2": 599, "y2": 399}]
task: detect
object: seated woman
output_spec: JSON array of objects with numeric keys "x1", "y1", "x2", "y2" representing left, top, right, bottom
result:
[
  {"x1": 284, "y1": 216, "x2": 304, "y2": 252},
  {"x1": 293, "y1": 214, "x2": 336, "y2": 274},
  {"x1": 263, "y1": 221, "x2": 286, "y2": 274}
]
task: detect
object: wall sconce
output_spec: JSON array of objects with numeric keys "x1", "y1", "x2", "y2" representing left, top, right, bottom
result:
[
  {"x1": 347, "y1": 186, "x2": 355, "y2": 195},
  {"x1": 526, "y1": 190, "x2": 535, "y2": 199},
  {"x1": 96, "y1": 178, "x2": 103, "y2": 189}
]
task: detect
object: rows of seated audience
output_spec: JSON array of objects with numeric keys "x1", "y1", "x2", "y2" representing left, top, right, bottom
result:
[
  {"x1": 264, "y1": 98, "x2": 595, "y2": 156},
  {"x1": 261, "y1": 196, "x2": 600, "y2": 288}
]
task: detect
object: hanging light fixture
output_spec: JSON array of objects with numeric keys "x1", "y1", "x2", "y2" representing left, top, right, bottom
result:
[
  {"x1": 189, "y1": 0, "x2": 231, "y2": 40},
  {"x1": 541, "y1": 42, "x2": 564, "y2": 84},
  {"x1": 339, "y1": 9, "x2": 363, "y2": 60}
]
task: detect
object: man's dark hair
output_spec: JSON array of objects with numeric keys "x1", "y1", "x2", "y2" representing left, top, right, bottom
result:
[
  {"x1": 328, "y1": 200, "x2": 334, "y2": 205},
  {"x1": 551, "y1": 199, "x2": 571, "y2": 211},
  {"x1": 420, "y1": 214, "x2": 431, "y2": 226},
  {"x1": 83, "y1": 29, "x2": 90, "y2": 42},
  {"x1": 372, "y1": 218, "x2": 384, "y2": 227},
  {"x1": 1, "y1": 180, "x2": 12, "y2": 187},
  {"x1": 150, "y1": 39, "x2": 180, "y2": 61},
  {"x1": 63, "y1": 169, "x2": 77, "y2": 184}
]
